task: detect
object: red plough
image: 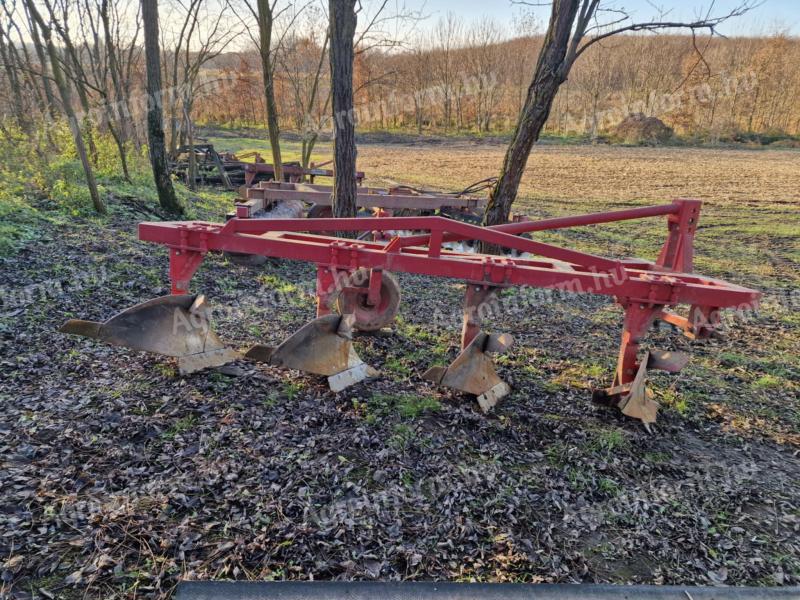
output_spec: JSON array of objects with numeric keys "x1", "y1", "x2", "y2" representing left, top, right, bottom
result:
[{"x1": 62, "y1": 199, "x2": 760, "y2": 424}]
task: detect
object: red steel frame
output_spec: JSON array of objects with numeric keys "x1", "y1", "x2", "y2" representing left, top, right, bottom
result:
[{"x1": 139, "y1": 199, "x2": 760, "y2": 394}]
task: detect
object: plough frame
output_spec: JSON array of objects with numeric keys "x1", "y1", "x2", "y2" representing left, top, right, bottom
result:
[{"x1": 131, "y1": 198, "x2": 760, "y2": 423}]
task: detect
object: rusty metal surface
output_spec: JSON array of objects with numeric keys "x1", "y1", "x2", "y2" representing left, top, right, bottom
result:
[
  {"x1": 423, "y1": 332, "x2": 513, "y2": 410},
  {"x1": 336, "y1": 269, "x2": 402, "y2": 332},
  {"x1": 648, "y1": 349, "x2": 690, "y2": 373},
  {"x1": 244, "y1": 314, "x2": 376, "y2": 390},
  {"x1": 60, "y1": 294, "x2": 238, "y2": 374},
  {"x1": 618, "y1": 352, "x2": 660, "y2": 424}
]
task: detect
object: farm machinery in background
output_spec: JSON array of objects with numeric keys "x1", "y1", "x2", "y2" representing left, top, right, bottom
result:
[
  {"x1": 168, "y1": 143, "x2": 365, "y2": 189},
  {"x1": 60, "y1": 198, "x2": 760, "y2": 425},
  {"x1": 233, "y1": 180, "x2": 495, "y2": 229}
]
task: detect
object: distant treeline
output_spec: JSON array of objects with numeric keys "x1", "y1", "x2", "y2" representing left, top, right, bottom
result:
[
  {"x1": 1, "y1": 0, "x2": 797, "y2": 158},
  {"x1": 199, "y1": 32, "x2": 800, "y2": 141}
]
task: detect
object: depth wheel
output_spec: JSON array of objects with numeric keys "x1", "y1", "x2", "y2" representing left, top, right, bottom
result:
[{"x1": 336, "y1": 269, "x2": 401, "y2": 332}]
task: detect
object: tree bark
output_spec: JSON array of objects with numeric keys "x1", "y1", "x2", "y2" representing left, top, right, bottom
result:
[
  {"x1": 142, "y1": 0, "x2": 183, "y2": 214},
  {"x1": 483, "y1": 0, "x2": 581, "y2": 235},
  {"x1": 256, "y1": 0, "x2": 283, "y2": 182},
  {"x1": 329, "y1": 0, "x2": 358, "y2": 221}
]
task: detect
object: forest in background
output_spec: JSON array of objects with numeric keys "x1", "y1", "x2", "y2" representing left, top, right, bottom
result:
[
  {"x1": 2, "y1": 0, "x2": 799, "y2": 171},
  {"x1": 205, "y1": 29, "x2": 800, "y2": 142}
]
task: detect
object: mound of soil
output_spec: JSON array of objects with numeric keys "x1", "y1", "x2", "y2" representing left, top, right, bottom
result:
[{"x1": 614, "y1": 114, "x2": 673, "y2": 145}]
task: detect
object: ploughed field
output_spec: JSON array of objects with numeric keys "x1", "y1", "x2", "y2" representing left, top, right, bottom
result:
[{"x1": 1, "y1": 139, "x2": 798, "y2": 598}]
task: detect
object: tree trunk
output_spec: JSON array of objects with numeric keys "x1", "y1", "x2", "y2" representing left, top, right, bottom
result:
[
  {"x1": 142, "y1": 0, "x2": 183, "y2": 214},
  {"x1": 256, "y1": 0, "x2": 283, "y2": 182},
  {"x1": 184, "y1": 101, "x2": 197, "y2": 191},
  {"x1": 483, "y1": 0, "x2": 580, "y2": 237},
  {"x1": 27, "y1": 16, "x2": 58, "y2": 119},
  {"x1": 24, "y1": 0, "x2": 106, "y2": 214},
  {"x1": 0, "y1": 25, "x2": 28, "y2": 131},
  {"x1": 329, "y1": 0, "x2": 358, "y2": 221}
]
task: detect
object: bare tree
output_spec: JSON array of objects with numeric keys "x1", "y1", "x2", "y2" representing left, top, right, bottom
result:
[
  {"x1": 24, "y1": 0, "x2": 106, "y2": 214},
  {"x1": 255, "y1": 0, "x2": 285, "y2": 181},
  {"x1": 74, "y1": 0, "x2": 141, "y2": 181},
  {"x1": 329, "y1": 0, "x2": 358, "y2": 220},
  {"x1": 431, "y1": 13, "x2": 462, "y2": 131},
  {"x1": 226, "y1": 0, "x2": 303, "y2": 182},
  {"x1": 466, "y1": 19, "x2": 503, "y2": 133},
  {"x1": 400, "y1": 35, "x2": 432, "y2": 134},
  {"x1": 142, "y1": 0, "x2": 182, "y2": 214},
  {"x1": 484, "y1": 0, "x2": 759, "y2": 234},
  {"x1": 278, "y1": 5, "x2": 331, "y2": 174}
]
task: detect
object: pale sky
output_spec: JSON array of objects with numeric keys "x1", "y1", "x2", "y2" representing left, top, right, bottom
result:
[{"x1": 413, "y1": 0, "x2": 800, "y2": 36}]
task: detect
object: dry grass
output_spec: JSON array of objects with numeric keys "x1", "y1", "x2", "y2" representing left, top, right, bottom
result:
[
  {"x1": 359, "y1": 142, "x2": 800, "y2": 288},
  {"x1": 358, "y1": 142, "x2": 800, "y2": 206}
]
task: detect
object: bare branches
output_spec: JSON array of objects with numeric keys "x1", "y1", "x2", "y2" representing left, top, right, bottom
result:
[{"x1": 573, "y1": 1, "x2": 763, "y2": 63}]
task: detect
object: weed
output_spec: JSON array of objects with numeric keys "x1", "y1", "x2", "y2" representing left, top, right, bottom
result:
[
  {"x1": 545, "y1": 441, "x2": 572, "y2": 468},
  {"x1": 284, "y1": 382, "x2": 304, "y2": 401},
  {"x1": 367, "y1": 392, "x2": 440, "y2": 421},
  {"x1": 588, "y1": 428, "x2": 628, "y2": 454},
  {"x1": 163, "y1": 414, "x2": 198, "y2": 440},
  {"x1": 154, "y1": 363, "x2": 176, "y2": 378},
  {"x1": 598, "y1": 477, "x2": 620, "y2": 497},
  {"x1": 389, "y1": 423, "x2": 415, "y2": 449},
  {"x1": 752, "y1": 374, "x2": 783, "y2": 389}
]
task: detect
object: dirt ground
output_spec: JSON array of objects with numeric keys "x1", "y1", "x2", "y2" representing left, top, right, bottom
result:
[
  {"x1": 1, "y1": 141, "x2": 799, "y2": 599},
  {"x1": 359, "y1": 141, "x2": 800, "y2": 205}
]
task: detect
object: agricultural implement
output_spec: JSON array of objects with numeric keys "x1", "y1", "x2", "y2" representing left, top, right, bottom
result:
[
  {"x1": 61, "y1": 199, "x2": 760, "y2": 424},
  {"x1": 243, "y1": 160, "x2": 365, "y2": 187},
  {"x1": 235, "y1": 181, "x2": 487, "y2": 224},
  {"x1": 168, "y1": 143, "x2": 365, "y2": 189}
]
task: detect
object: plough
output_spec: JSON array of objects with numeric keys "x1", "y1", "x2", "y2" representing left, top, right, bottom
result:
[
  {"x1": 61, "y1": 199, "x2": 760, "y2": 424},
  {"x1": 168, "y1": 143, "x2": 365, "y2": 189},
  {"x1": 235, "y1": 181, "x2": 488, "y2": 223}
]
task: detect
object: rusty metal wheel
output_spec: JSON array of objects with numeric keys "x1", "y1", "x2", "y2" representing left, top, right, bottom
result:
[
  {"x1": 307, "y1": 204, "x2": 336, "y2": 236},
  {"x1": 307, "y1": 204, "x2": 333, "y2": 219},
  {"x1": 336, "y1": 269, "x2": 401, "y2": 332}
]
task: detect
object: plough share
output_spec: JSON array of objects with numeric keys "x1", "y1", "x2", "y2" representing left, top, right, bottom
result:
[{"x1": 61, "y1": 199, "x2": 760, "y2": 424}]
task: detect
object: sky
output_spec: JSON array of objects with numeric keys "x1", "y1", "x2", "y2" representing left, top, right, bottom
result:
[{"x1": 412, "y1": 0, "x2": 800, "y2": 36}]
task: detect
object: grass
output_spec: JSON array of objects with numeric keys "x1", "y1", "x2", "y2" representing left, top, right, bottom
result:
[
  {"x1": 163, "y1": 415, "x2": 199, "y2": 440},
  {"x1": 201, "y1": 132, "x2": 331, "y2": 166},
  {"x1": 587, "y1": 428, "x2": 628, "y2": 454},
  {"x1": 752, "y1": 374, "x2": 784, "y2": 390},
  {"x1": 0, "y1": 123, "x2": 240, "y2": 259},
  {"x1": 365, "y1": 392, "x2": 441, "y2": 423}
]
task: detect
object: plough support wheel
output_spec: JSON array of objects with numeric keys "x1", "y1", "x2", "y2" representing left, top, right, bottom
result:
[
  {"x1": 60, "y1": 294, "x2": 239, "y2": 374},
  {"x1": 424, "y1": 331, "x2": 513, "y2": 412},
  {"x1": 336, "y1": 269, "x2": 401, "y2": 332},
  {"x1": 245, "y1": 313, "x2": 377, "y2": 392}
]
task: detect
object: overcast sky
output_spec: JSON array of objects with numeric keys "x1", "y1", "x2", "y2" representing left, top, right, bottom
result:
[{"x1": 411, "y1": 0, "x2": 800, "y2": 36}]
